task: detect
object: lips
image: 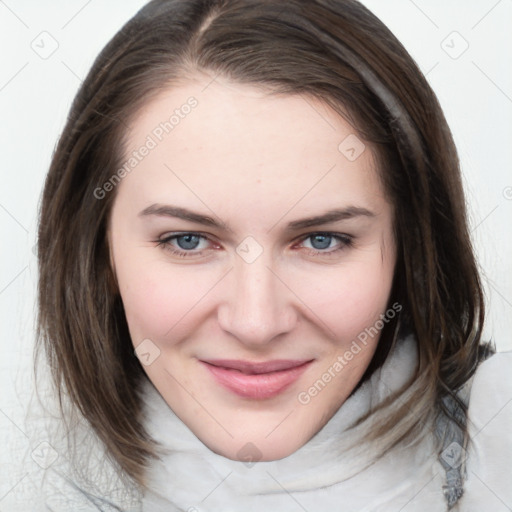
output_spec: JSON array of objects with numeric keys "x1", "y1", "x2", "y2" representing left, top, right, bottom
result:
[{"x1": 200, "y1": 359, "x2": 313, "y2": 399}]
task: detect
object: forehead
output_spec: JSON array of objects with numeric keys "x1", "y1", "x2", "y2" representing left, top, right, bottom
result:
[{"x1": 118, "y1": 75, "x2": 387, "y2": 220}]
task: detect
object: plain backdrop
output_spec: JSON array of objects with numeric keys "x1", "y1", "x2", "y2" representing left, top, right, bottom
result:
[{"x1": 0, "y1": 0, "x2": 511, "y2": 507}]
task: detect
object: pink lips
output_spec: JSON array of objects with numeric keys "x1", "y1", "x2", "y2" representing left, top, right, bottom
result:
[{"x1": 200, "y1": 359, "x2": 313, "y2": 399}]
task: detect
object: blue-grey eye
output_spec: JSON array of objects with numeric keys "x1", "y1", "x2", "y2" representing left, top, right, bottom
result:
[
  {"x1": 308, "y1": 234, "x2": 333, "y2": 250},
  {"x1": 175, "y1": 234, "x2": 201, "y2": 250}
]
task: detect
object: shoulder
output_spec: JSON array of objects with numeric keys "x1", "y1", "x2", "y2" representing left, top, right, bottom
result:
[
  {"x1": 461, "y1": 351, "x2": 512, "y2": 511},
  {"x1": 19, "y1": 383, "x2": 142, "y2": 511}
]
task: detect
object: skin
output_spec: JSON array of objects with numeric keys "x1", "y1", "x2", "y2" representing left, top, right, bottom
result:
[{"x1": 108, "y1": 73, "x2": 396, "y2": 462}]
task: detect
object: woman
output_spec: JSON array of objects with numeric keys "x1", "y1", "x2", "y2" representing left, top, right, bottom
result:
[{"x1": 34, "y1": 0, "x2": 511, "y2": 510}]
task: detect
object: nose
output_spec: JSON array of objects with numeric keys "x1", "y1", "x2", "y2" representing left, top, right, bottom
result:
[{"x1": 217, "y1": 258, "x2": 297, "y2": 348}]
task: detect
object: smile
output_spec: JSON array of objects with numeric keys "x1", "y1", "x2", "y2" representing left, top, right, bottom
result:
[{"x1": 200, "y1": 359, "x2": 313, "y2": 399}]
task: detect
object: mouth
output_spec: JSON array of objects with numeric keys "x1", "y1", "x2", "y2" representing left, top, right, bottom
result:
[{"x1": 199, "y1": 359, "x2": 313, "y2": 400}]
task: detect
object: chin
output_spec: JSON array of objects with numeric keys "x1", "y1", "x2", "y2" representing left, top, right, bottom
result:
[
  {"x1": 210, "y1": 436, "x2": 306, "y2": 463},
  {"x1": 200, "y1": 414, "x2": 316, "y2": 463}
]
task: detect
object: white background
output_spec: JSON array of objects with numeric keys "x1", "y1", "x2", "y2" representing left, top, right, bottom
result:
[{"x1": 0, "y1": 0, "x2": 511, "y2": 507}]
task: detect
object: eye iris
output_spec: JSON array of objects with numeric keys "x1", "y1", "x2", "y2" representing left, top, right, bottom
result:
[
  {"x1": 176, "y1": 234, "x2": 201, "y2": 250},
  {"x1": 310, "y1": 234, "x2": 332, "y2": 250}
]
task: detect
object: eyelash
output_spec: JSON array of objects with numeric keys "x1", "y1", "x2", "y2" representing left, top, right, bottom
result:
[
  {"x1": 297, "y1": 232, "x2": 354, "y2": 257},
  {"x1": 154, "y1": 232, "x2": 354, "y2": 259}
]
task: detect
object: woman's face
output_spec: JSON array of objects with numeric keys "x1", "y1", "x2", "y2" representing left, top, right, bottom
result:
[{"x1": 108, "y1": 74, "x2": 396, "y2": 462}]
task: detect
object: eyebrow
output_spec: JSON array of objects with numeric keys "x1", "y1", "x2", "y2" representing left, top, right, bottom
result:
[
  {"x1": 285, "y1": 206, "x2": 375, "y2": 229},
  {"x1": 138, "y1": 204, "x2": 230, "y2": 230},
  {"x1": 138, "y1": 204, "x2": 375, "y2": 231}
]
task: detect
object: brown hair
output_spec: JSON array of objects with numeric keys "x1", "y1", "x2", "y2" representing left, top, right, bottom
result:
[{"x1": 36, "y1": 0, "x2": 488, "y2": 489}]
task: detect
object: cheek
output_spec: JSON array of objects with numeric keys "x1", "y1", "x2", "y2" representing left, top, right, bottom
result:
[
  {"x1": 116, "y1": 255, "x2": 211, "y2": 345},
  {"x1": 114, "y1": 234, "x2": 395, "y2": 348},
  {"x1": 291, "y1": 257, "x2": 395, "y2": 341}
]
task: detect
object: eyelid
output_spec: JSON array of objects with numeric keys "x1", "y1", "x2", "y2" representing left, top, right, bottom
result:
[
  {"x1": 156, "y1": 231, "x2": 352, "y2": 244},
  {"x1": 154, "y1": 231, "x2": 218, "y2": 255},
  {"x1": 157, "y1": 231, "x2": 214, "y2": 244},
  {"x1": 292, "y1": 232, "x2": 354, "y2": 256},
  {"x1": 154, "y1": 230, "x2": 354, "y2": 259},
  {"x1": 294, "y1": 231, "x2": 353, "y2": 245}
]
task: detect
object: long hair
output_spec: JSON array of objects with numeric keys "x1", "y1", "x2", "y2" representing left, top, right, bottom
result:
[{"x1": 36, "y1": 0, "x2": 486, "y2": 487}]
